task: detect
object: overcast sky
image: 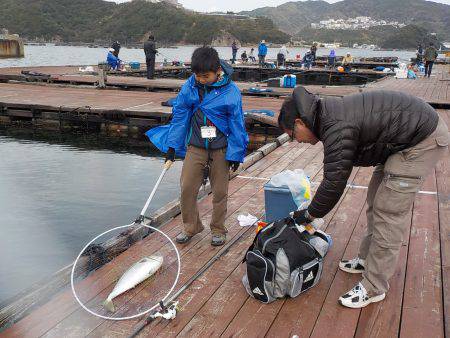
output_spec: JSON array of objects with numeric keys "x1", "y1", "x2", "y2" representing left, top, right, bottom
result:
[{"x1": 110, "y1": 0, "x2": 450, "y2": 12}]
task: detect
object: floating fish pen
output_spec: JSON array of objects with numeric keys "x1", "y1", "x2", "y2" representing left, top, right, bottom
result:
[{"x1": 118, "y1": 65, "x2": 388, "y2": 86}]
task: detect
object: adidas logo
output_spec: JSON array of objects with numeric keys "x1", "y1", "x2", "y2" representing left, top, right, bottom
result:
[
  {"x1": 252, "y1": 287, "x2": 264, "y2": 296},
  {"x1": 304, "y1": 271, "x2": 315, "y2": 283}
]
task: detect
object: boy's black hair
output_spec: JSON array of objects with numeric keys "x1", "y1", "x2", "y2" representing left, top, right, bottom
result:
[
  {"x1": 191, "y1": 47, "x2": 221, "y2": 74},
  {"x1": 149, "y1": 35, "x2": 154, "y2": 40},
  {"x1": 278, "y1": 96, "x2": 300, "y2": 131}
]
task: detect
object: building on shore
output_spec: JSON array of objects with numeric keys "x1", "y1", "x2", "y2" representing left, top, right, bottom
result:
[{"x1": 0, "y1": 29, "x2": 24, "y2": 58}]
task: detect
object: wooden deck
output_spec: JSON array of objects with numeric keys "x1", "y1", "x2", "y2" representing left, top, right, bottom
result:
[
  {"x1": 1, "y1": 109, "x2": 448, "y2": 338},
  {"x1": 0, "y1": 82, "x2": 284, "y2": 121}
]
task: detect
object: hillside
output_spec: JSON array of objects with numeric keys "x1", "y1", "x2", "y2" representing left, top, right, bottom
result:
[
  {"x1": 0, "y1": 0, "x2": 289, "y2": 44},
  {"x1": 242, "y1": 0, "x2": 450, "y2": 40},
  {"x1": 298, "y1": 24, "x2": 434, "y2": 49}
]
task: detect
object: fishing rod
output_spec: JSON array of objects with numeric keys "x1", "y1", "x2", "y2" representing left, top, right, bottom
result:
[{"x1": 128, "y1": 220, "x2": 259, "y2": 338}]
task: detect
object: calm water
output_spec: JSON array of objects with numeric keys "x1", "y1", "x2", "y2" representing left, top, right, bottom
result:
[
  {"x1": 0, "y1": 131, "x2": 182, "y2": 303},
  {"x1": 0, "y1": 44, "x2": 415, "y2": 304},
  {"x1": 0, "y1": 44, "x2": 416, "y2": 68}
]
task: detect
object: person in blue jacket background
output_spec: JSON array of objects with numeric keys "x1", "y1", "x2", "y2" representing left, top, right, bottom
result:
[
  {"x1": 146, "y1": 47, "x2": 248, "y2": 246},
  {"x1": 258, "y1": 40, "x2": 268, "y2": 67},
  {"x1": 106, "y1": 48, "x2": 121, "y2": 70}
]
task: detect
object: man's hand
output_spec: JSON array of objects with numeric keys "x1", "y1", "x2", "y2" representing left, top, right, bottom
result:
[
  {"x1": 165, "y1": 147, "x2": 175, "y2": 163},
  {"x1": 292, "y1": 209, "x2": 314, "y2": 225},
  {"x1": 229, "y1": 161, "x2": 240, "y2": 172}
]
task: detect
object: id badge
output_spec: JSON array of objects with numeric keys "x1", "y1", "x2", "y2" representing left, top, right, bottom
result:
[{"x1": 201, "y1": 126, "x2": 217, "y2": 139}]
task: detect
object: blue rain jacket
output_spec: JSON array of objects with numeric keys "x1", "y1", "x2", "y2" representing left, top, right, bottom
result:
[
  {"x1": 107, "y1": 52, "x2": 120, "y2": 70},
  {"x1": 258, "y1": 43, "x2": 268, "y2": 56},
  {"x1": 146, "y1": 61, "x2": 249, "y2": 163}
]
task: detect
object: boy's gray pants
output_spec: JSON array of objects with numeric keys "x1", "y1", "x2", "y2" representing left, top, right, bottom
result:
[
  {"x1": 180, "y1": 146, "x2": 229, "y2": 237},
  {"x1": 358, "y1": 116, "x2": 449, "y2": 296}
]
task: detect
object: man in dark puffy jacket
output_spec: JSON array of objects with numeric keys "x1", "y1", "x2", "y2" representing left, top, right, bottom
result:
[
  {"x1": 144, "y1": 35, "x2": 158, "y2": 79},
  {"x1": 279, "y1": 87, "x2": 449, "y2": 308}
]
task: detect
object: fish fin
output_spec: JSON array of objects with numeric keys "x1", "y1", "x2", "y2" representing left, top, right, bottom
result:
[{"x1": 103, "y1": 298, "x2": 115, "y2": 313}]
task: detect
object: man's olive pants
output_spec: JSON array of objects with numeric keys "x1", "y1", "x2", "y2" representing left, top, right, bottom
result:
[
  {"x1": 358, "y1": 116, "x2": 449, "y2": 295},
  {"x1": 180, "y1": 146, "x2": 229, "y2": 236}
]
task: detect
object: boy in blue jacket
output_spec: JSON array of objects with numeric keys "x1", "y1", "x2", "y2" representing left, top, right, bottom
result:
[{"x1": 147, "y1": 47, "x2": 248, "y2": 246}]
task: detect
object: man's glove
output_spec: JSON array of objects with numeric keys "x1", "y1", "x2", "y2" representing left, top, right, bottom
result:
[
  {"x1": 292, "y1": 209, "x2": 313, "y2": 225},
  {"x1": 229, "y1": 161, "x2": 240, "y2": 172},
  {"x1": 165, "y1": 147, "x2": 175, "y2": 163}
]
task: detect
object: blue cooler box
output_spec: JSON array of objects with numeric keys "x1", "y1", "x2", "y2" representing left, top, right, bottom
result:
[
  {"x1": 129, "y1": 62, "x2": 141, "y2": 70},
  {"x1": 281, "y1": 75, "x2": 297, "y2": 88},
  {"x1": 264, "y1": 182, "x2": 298, "y2": 223}
]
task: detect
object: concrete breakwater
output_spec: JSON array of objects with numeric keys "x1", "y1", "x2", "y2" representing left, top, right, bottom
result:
[{"x1": 0, "y1": 29, "x2": 24, "y2": 58}]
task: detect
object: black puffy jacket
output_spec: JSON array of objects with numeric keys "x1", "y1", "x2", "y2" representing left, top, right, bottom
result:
[{"x1": 291, "y1": 87, "x2": 439, "y2": 218}]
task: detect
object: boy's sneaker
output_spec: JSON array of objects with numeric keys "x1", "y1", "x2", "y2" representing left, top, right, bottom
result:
[
  {"x1": 211, "y1": 234, "x2": 226, "y2": 246},
  {"x1": 339, "y1": 257, "x2": 365, "y2": 274},
  {"x1": 339, "y1": 282, "x2": 385, "y2": 308},
  {"x1": 176, "y1": 232, "x2": 193, "y2": 244}
]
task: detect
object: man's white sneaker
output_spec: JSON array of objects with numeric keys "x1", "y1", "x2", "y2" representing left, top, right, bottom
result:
[
  {"x1": 339, "y1": 257, "x2": 365, "y2": 274},
  {"x1": 339, "y1": 282, "x2": 385, "y2": 308}
]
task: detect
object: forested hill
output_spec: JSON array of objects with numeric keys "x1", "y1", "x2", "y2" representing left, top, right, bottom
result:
[
  {"x1": 242, "y1": 0, "x2": 450, "y2": 41},
  {"x1": 0, "y1": 0, "x2": 289, "y2": 44}
]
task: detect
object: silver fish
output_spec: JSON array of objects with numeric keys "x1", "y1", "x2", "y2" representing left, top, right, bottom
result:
[{"x1": 103, "y1": 255, "x2": 163, "y2": 312}]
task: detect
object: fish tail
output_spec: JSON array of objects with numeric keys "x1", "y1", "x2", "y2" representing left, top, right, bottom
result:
[{"x1": 103, "y1": 298, "x2": 115, "y2": 313}]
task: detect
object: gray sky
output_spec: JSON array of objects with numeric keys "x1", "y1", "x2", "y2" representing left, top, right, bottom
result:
[{"x1": 110, "y1": 0, "x2": 450, "y2": 12}]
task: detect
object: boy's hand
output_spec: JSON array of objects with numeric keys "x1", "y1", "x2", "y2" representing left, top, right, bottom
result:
[
  {"x1": 165, "y1": 147, "x2": 175, "y2": 163},
  {"x1": 229, "y1": 161, "x2": 240, "y2": 172}
]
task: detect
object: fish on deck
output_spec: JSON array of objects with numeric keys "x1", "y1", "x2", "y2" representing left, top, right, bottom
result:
[{"x1": 103, "y1": 255, "x2": 163, "y2": 312}]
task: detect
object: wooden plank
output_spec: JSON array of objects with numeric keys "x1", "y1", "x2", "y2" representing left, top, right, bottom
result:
[
  {"x1": 85, "y1": 142, "x2": 313, "y2": 337},
  {"x1": 400, "y1": 171, "x2": 444, "y2": 338},
  {"x1": 0, "y1": 142, "x2": 297, "y2": 337},
  {"x1": 435, "y1": 116, "x2": 450, "y2": 338},
  {"x1": 157, "y1": 144, "x2": 326, "y2": 338},
  {"x1": 262, "y1": 167, "x2": 371, "y2": 338},
  {"x1": 9, "y1": 142, "x2": 300, "y2": 337},
  {"x1": 308, "y1": 207, "x2": 368, "y2": 338},
  {"x1": 354, "y1": 175, "x2": 435, "y2": 338}
]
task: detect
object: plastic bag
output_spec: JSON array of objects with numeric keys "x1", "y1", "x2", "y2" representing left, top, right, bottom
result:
[{"x1": 269, "y1": 169, "x2": 311, "y2": 208}]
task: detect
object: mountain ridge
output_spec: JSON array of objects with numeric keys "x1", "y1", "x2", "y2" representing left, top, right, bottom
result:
[
  {"x1": 241, "y1": 0, "x2": 450, "y2": 40},
  {"x1": 0, "y1": 0, "x2": 289, "y2": 44}
]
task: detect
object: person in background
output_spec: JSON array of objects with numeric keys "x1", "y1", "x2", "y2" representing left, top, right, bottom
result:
[
  {"x1": 231, "y1": 41, "x2": 238, "y2": 64},
  {"x1": 146, "y1": 47, "x2": 248, "y2": 247},
  {"x1": 106, "y1": 47, "x2": 121, "y2": 70},
  {"x1": 277, "y1": 45, "x2": 289, "y2": 68},
  {"x1": 342, "y1": 52, "x2": 353, "y2": 72},
  {"x1": 144, "y1": 35, "x2": 158, "y2": 79},
  {"x1": 249, "y1": 48, "x2": 256, "y2": 63},
  {"x1": 310, "y1": 43, "x2": 318, "y2": 64},
  {"x1": 241, "y1": 50, "x2": 248, "y2": 63},
  {"x1": 111, "y1": 41, "x2": 121, "y2": 57},
  {"x1": 302, "y1": 51, "x2": 313, "y2": 69},
  {"x1": 258, "y1": 40, "x2": 268, "y2": 67},
  {"x1": 407, "y1": 64, "x2": 417, "y2": 79},
  {"x1": 327, "y1": 50, "x2": 336, "y2": 69},
  {"x1": 423, "y1": 43, "x2": 438, "y2": 78},
  {"x1": 279, "y1": 86, "x2": 448, "y2": 309},
  {"x1": 416, "y1": 44, "x2": 424, "y2": 65}
]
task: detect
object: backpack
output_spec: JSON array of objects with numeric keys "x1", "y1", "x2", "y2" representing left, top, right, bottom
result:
[{"x1": 242, "y1": 217, "x2": 331, "y2": 303}]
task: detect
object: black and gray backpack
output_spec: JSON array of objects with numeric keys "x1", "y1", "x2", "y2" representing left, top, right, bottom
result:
[{"x1": 242, "y1": 217, "x2": 331, "y2": 303}]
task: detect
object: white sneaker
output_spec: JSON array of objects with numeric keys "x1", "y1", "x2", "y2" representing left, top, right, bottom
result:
[
  {"x1": 339, "y1": 257, "x2": 365, "y2": 274},
  {"x1": 339, "y1": 282, "x2": 385, "y2": 308}
]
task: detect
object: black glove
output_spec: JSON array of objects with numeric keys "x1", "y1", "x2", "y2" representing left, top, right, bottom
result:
[
  {"x1": 292, "y1": 209, "x2": 312, "y2": 225},
  {"x1": 229, "y1": 161, "x2": 240, "y2": 172},
  {"x1": 165, "y1": 147, "x2": 175, "y2": 163}
]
